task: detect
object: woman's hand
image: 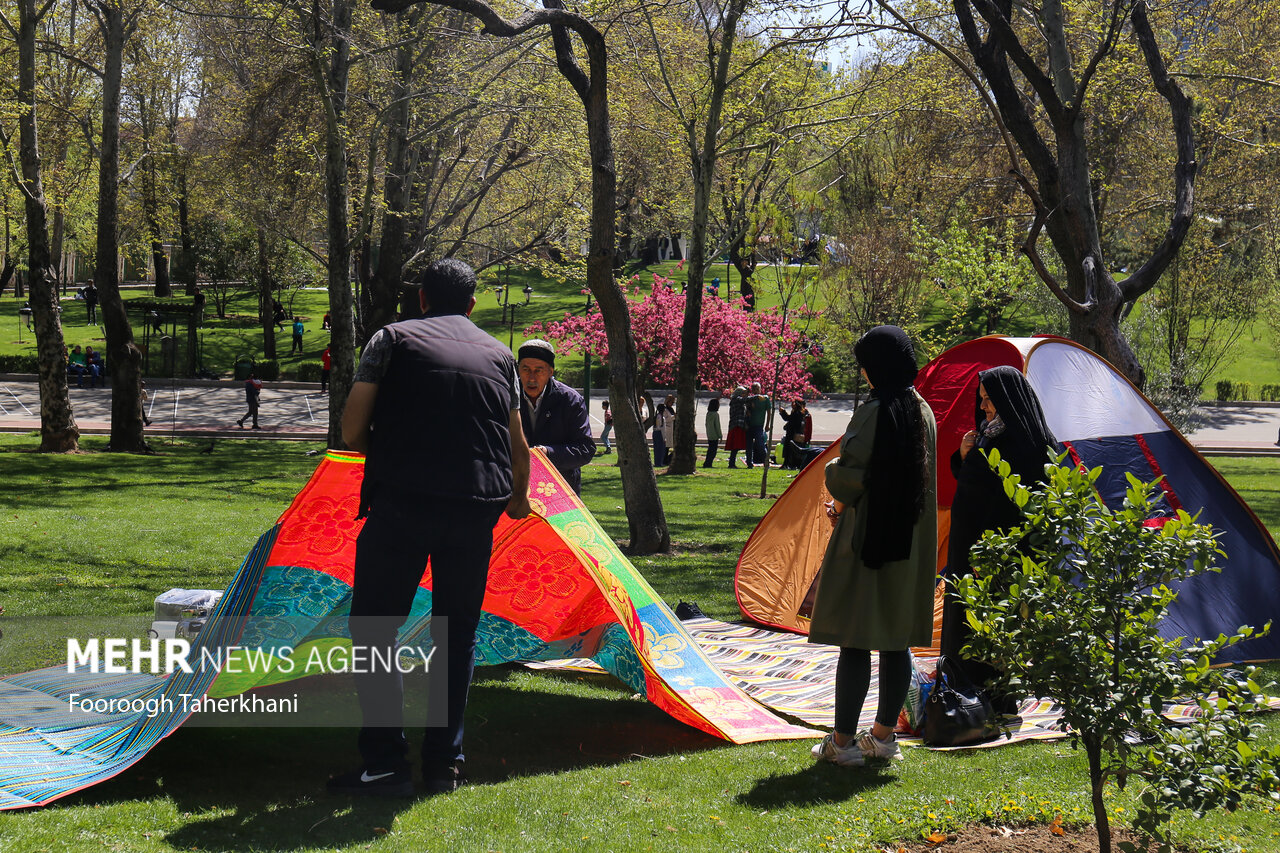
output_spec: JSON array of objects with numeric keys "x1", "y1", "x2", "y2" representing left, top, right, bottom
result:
[
  {"x1": 824, "y1": 499, "x2": 844, "y2": 528},
  {"x1": 959, "y1": 429, "x2": 979, "y2": 460}
]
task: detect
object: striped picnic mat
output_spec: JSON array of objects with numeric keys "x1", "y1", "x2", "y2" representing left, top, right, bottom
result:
[
  {"x1": 0, "y1": 527, "x2": 276, "y2": 810},
  {"x1": 530, "y1": 616, "x2": 1279, "y2": 748}
]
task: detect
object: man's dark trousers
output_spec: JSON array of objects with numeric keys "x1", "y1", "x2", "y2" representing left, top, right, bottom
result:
[
  {"x1": 349, "y1": 497, "x2": 504, "y2": 773},
  {"x1": 747, "y1": 425, "x2": 767, "y2": 466}
]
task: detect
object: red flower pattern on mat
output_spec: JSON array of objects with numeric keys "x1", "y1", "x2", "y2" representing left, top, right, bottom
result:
[
  {"x1": 278, "y1": 495, "x2": 362, "y2": 557},
  {"x1": 484, "y1": 545, "x2": 613, "y2": 638},
  {"x1": 487, "y1": 545, "x2": 581, "y2": 611}
]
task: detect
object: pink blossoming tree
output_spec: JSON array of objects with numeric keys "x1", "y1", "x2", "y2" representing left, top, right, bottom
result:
[{"x1": 525, "y1": 274, "x2": 819, "y2": 400}]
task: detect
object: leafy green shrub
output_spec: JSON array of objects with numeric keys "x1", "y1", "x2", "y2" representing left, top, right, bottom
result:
[
  {"x1": 295, "y1": 361, "x2": 323, "y2": 382},
  {"x1": 0, "y1": 354, "x2": 40, "y2": 373},
  {"x1": 256, "y1": 359, "x2": 280, "y2": 381},
  {"x1": 961, "y1": 452, "x2": 1280, "y2": 853},
  {"x1": 1235, "y1": 381, "x2": 1254, "y2": 401},
  {"x1": 1261, "y1": 383, "x2": 1280, "y2": 403},
  {"x1": 1215, "y1": 380, "x2": 1233, "y2": 402},
  {"x1": 555, "y1": 361, "x2": 609, "y2": 391},
  {"x1": 807, "y1": 356, "x2": 836, "y2": 393}
]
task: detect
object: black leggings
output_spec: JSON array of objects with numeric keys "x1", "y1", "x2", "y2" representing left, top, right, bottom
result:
[
  {"x1": 834, "y1": 647, "x2": 911, "y2": 735},
  {"x1": 703, "y1": 440, "x2": 719, "y2": 467}
]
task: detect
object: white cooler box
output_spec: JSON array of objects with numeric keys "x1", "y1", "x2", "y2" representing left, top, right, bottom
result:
[{"x1": 149, "y1": 589, "x2": 223, "y2": 639}]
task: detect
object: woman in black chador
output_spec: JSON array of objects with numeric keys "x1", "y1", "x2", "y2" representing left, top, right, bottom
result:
[{"x1": 942, "y1": 365, "x2": 1057, "y2": 692}]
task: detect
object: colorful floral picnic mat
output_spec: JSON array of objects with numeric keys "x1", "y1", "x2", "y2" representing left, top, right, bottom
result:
[{"x1": 0, "y1": 451, "x2": 812, "y2": 811}]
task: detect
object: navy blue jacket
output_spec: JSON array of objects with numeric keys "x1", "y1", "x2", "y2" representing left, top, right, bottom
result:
[{"x1": 521, "y1": 378, "x2": 595, "y2": 493}]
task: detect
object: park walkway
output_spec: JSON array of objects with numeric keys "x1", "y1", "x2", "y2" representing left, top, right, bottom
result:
[
  {"x1": 0, "y1": 377, "x2": 329, "y2": 440},
  {"x1": 1, "y1": 375, "x2": 1278, "y2": 453}
]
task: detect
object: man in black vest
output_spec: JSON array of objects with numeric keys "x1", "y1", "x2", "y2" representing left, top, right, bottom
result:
[
  {"x1": 333, "y1": 258, "x2": 531, "y2": 797},
  {"x1": 517, "y1": 339, "x2": 595, "y2": 493}
]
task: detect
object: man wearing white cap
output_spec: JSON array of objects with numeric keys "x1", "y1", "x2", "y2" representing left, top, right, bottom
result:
[{"x1": 517, "y1": 338, "x2": 595, "y2": 492}]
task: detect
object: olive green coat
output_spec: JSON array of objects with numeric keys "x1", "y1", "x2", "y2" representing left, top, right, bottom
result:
[{"x1": 808, "y1": 392, "x2": 938, "y2": 650}]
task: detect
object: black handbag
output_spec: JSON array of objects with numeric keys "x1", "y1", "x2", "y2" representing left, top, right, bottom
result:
[{"x1": 922, "y1": 655, "x2": 1003, "y2": 746}]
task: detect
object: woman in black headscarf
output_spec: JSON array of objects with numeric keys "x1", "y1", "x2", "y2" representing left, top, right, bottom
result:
[
  {"x1": 809, "y1": 326, "x2": 938, "y2": 767},
  {"x1": 942, "y1": 365, "x2": 1057, "y2": 690}
]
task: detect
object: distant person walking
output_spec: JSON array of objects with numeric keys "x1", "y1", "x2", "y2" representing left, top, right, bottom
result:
[
  {"x1": 83, "y1": 282, "x2": 98, "y2": 325},
  {"x1": 653, "y1": 394, "x2": 675, "y2": 467},
  {"x1": 599, "y1": 400, "x2": 613, "y2": 453},
  {"x1": 321, "y1": 345, "x2": 331, "y2": 393},
  {"x1": 746, "y1": 382, "x2": 770, "y2": 467},
  {"x1": 703, "y1": 396, "x2": 723, "y2": 468},
  {"x1": 726, "y1": 386, "x2": 748, "y2": 468},
  {"x1": 291, "y1": 318, "x2": 305, "y2": 354},
  {"x1": 237, "y1": 372, "x2": 263, "y2": 429}
]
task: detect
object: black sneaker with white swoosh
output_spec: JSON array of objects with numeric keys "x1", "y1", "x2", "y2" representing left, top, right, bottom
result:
[{"x1": 326, "y1": 764, "x2": 414, "y2": 797}]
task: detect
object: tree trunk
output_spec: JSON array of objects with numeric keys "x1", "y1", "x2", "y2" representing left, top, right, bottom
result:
[
  {"x1": 94, "y1": 1, "x2": 148, "y2": 452},
  {"x1": 669, "y1": 156, "x2": 709, "y2": 475},
  {"x1": 951, "y1": 0, "x2": 1193, "y2": 388},
  {"x1": 152, "y1": 243, "x2": 171, "y2": 296},
  {"x1": 51, "y1": 205, "x2": 65, "y2": 293},
  {"x1": 729, "y1": 237, "x2": 755, "y2": 294},
  {"x1": 143, "y1": 155, "x2": 171, "y2": 293},
  {"x1": 1084, "y1": 736, "x2": 1112, "y2": 853},
  {"x1": 175, "y1": 162, "x2": 196, "y2": 295},
  {"x1": 318, "y1": 0, "x2": 357, "y2": 448},
  {"x1": 366, "y1": 11, "x2": 416, "y2": 339},
  {"x1": 548, "y1": 4, "x2": 668, "y2": 552},
  {"x1": 140, "y1": 85, "x2": 171, "y2": 298},
  {"x1": 370, "y1": 0, "x2": 669, "y2": 551},
  {"x1": 0, "y1": 208, "x2": 14, "y2": 295},
  {"x1": 671, "y1": 0, "x2": 743, "y2": 476},
  {"x1": 15, "y1": 0, "x2": 78, "y2": 451},
  {"x1": 257, "y1": 226, "x2": 277, "y2": 358}
]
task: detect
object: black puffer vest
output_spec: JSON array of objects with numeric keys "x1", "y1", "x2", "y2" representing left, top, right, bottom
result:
[{"x1": 361, "y1": 313, "x2": 515, "y2": 512}]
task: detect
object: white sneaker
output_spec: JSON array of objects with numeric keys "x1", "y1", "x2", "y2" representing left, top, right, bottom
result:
[
  {"x1": 856, "y1": 730, "x2": 903, "y2": 762},
  {"x1": 810, "y1": 732, "x2": 866, "y2": 766}
]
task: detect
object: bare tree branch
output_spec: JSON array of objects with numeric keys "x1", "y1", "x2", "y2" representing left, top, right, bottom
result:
[{"x1": 1118, "y1": 0, "x2": 1196, "y2": 301}]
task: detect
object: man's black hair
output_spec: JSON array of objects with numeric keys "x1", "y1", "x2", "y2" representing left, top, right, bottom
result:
[{"x1": 417, "y1": 258, "x2": 476, "y2": 315}]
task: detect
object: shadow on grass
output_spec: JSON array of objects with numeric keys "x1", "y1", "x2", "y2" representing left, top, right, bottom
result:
[
  {"x1": 38, "y1": 667, "x2": 723, "y2": 851},
  {"x1": 736, "y1": 762, "x2": 897, "y2": 809}
]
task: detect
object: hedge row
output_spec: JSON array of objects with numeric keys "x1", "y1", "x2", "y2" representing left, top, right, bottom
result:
[
  {"x1": 1215, "y1": 381, "x2": 1280, "y2": 402},
  {"x1": 0, "y1": 355, "x2": 39, "y2": 373}
]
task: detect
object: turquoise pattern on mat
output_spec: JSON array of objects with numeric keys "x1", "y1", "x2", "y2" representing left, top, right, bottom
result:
[
  {"x1": 588, "y1": 624, "x2": 646, "y2": 693},
  {"x1": 220, "y1": 560, "x2": 655, "y2": 698},
  {"x1": 239, "y1": 564, "x2": 352, "y2": 649}
]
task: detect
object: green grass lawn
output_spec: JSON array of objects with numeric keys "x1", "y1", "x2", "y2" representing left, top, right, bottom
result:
[
  {"x1": 0, "y1": 287, "x2": 339, "y2": 379},
  {"x1": 0, "y1": 440, "x2": 1277, "y2": 851},
  {"x1": 1215, "y1": 321, "x2": 1280, "y2": 390}
]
